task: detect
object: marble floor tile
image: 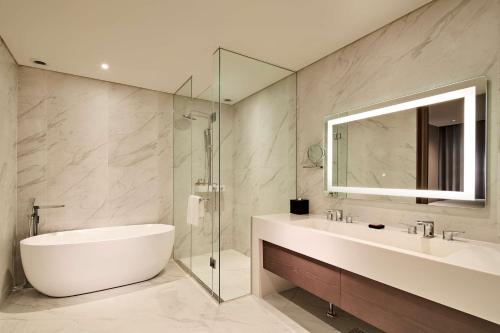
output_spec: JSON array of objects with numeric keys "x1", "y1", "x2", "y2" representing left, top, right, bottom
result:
[{"x1": 0, "y1": 260, "x2": 306, "y2": 333}]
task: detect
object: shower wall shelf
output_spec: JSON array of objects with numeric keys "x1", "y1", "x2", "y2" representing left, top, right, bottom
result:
[
  {"x1": 194, "y1": 184, "x2": 226, "y2": 193},
  {"x1": 302, "y1": 165, "x2": 323, "y2": 169}
]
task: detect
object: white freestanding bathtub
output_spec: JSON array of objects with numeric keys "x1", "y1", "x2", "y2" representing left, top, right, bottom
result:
[{"x1": 20, "y1": 224, "x2": 175, "y2": 297}]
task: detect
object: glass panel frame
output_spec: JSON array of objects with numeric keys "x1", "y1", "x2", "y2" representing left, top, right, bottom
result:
[{"x1": 173, "y1": 76, "x2": 194, "y2": 271}]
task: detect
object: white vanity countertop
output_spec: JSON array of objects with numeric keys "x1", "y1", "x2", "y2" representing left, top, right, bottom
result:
[{"x1": 251, "y1": 214, "x2": 500, "y2": 324}]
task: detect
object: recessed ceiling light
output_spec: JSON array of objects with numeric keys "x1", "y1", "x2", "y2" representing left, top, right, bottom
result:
[
  {"x1": 101, "y1": 63, "x2": 109, "y2": 70},
  {"x1": 31, "y1": 58, "x2": 47, "y2": 66}
]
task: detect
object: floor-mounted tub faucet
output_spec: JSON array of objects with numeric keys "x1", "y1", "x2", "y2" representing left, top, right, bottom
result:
[{"x1": 30, "y1": 201, "x2": 65, "y2": 236}]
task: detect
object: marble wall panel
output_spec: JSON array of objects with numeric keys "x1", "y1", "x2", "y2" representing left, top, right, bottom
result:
[
  {"x1": 17, "y1": 69, "x2": 47, "y2": 235},
  {"x1": 108, "y1": 84, "x2": 159, "y2": 225},
  {"x1": 233, "y1": 75, "x2": 297, "y2": 255},
  {"x1": 16, "y1": 67, "x2": 173, "y2": 248},
  {"x1": 44, "y1": 71, "x2": 108, "y2": 231}
]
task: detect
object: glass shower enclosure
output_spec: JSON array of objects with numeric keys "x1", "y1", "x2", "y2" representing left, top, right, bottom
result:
[{"x1": 173, "y1": 49, "x2": 296, "y2": 302}]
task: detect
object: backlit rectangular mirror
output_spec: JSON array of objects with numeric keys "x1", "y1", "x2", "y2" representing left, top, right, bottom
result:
[{"x1": 325, "y1": 77, "x2": 487, "y2": 208}]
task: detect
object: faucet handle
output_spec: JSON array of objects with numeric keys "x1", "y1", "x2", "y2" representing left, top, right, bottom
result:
[
  {"x1": 345, "y1": 214, "x2": 354, "y2": 223},
  {"x1": 442, "y1": 230, "x2": 465, "y2": 241},
  {"x1": 399, "y1": 223, "x2": 417, "y2": 234}
]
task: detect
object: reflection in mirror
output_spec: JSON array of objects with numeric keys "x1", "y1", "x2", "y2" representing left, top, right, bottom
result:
[
  {"x1": 416, "y1": 95, "x2": 486, "y2": 206},
  {"x1": 325, "y1": 78, "x2": 487, "y2": 208}
]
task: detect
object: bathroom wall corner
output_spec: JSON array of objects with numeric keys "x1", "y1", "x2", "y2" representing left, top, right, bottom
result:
[{"x1": 0, "y1": 36, "x2": 18, "y2": 303}]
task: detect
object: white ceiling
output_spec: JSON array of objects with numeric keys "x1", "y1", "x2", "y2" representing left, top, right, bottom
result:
[{"x1": 0, "y1": 0, "x2": 430, "y2": 97}]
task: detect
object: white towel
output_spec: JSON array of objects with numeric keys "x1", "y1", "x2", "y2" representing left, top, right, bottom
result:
[{"x1": 187, "y1": 195, "x2": 205, "y2": 226}]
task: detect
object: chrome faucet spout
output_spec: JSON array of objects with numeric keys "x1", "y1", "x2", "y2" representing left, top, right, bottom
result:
[
  {"x1": 326, "y1": 209, "x2": 343, "y2": 222},
  {"x1": 34, "y1": 204, "x2": 65, "y2": 209},
  {"x1": 417, "y1": 220, "x2": 435, "y2": 238},
  {"x1": 30, "y1": 203, "x2": 65, "y2": 237}
]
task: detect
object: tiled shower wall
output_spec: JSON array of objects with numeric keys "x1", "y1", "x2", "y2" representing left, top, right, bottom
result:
[
  {"x1": 0, "y1": 38, "x2": 17, "y2": 302},
  {"x1": 297, "y1": 0, "x2": 500, "y2": 242},
  {"x1": 16, "y1": 67, "x2": 173, "y2": 241}
]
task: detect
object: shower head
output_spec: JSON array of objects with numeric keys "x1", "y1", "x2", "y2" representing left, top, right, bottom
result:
[{"x1": 182, "y1": 113, "x2": 197, "y2": 120}]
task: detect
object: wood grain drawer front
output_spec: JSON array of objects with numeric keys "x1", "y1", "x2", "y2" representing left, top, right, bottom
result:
[
  {"x1": 340, "y1": 270, "x2": 500, "y2": 333},
  {"x1": 262, "y1": 241, "x2": 340, "y2": 305}
]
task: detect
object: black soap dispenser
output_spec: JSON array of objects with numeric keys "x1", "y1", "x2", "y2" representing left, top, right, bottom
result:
[{"x1": 290, "y1": 198, "x2": 309, "y2": 215}]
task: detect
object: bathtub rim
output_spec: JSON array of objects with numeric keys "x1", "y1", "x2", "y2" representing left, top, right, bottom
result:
[{"x1": 21, "y1": 223, "x2": 175, "y2": 247}]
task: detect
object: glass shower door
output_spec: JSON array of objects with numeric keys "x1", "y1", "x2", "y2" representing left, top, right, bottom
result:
[
  {"x1": 189, "y1": 87, "x2": 218, "y2": 299},
  {"x1": 173, "y1": 77, "x2": 219, "y2": 300}
]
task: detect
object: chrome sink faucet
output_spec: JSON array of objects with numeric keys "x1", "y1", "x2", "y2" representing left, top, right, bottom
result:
[
  {"x1": 30, "y1": 200, "x2": 65, "y2": 236},
  {"x1": 326, "y1": 209, "x2": 343, "y2": 221},
  {"x1": 417, "y1": 220, "x2": 435, "y2": 238}
]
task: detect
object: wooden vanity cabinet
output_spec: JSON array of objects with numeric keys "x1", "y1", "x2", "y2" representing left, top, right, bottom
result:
[
  {"x1": 262, "y1": 240, "x2": 340, "y2": 305},
  {"x1": 340, "y1": 270, "x2": 499, "y2": 333},
  {"x1": 262, "y1": 241, "x2": 500, "y2": 333}
]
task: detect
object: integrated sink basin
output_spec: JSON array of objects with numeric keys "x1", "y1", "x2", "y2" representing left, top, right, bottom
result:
[
  {"x1": 288, "y1": 217, "x2": 500, "y2": 276},
  {"x1": 289, "y1": 218, "x2": 467, "y2": 258},
  {"x1": 251, "y1": 213, "x2": 500, "y2": 325}
]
